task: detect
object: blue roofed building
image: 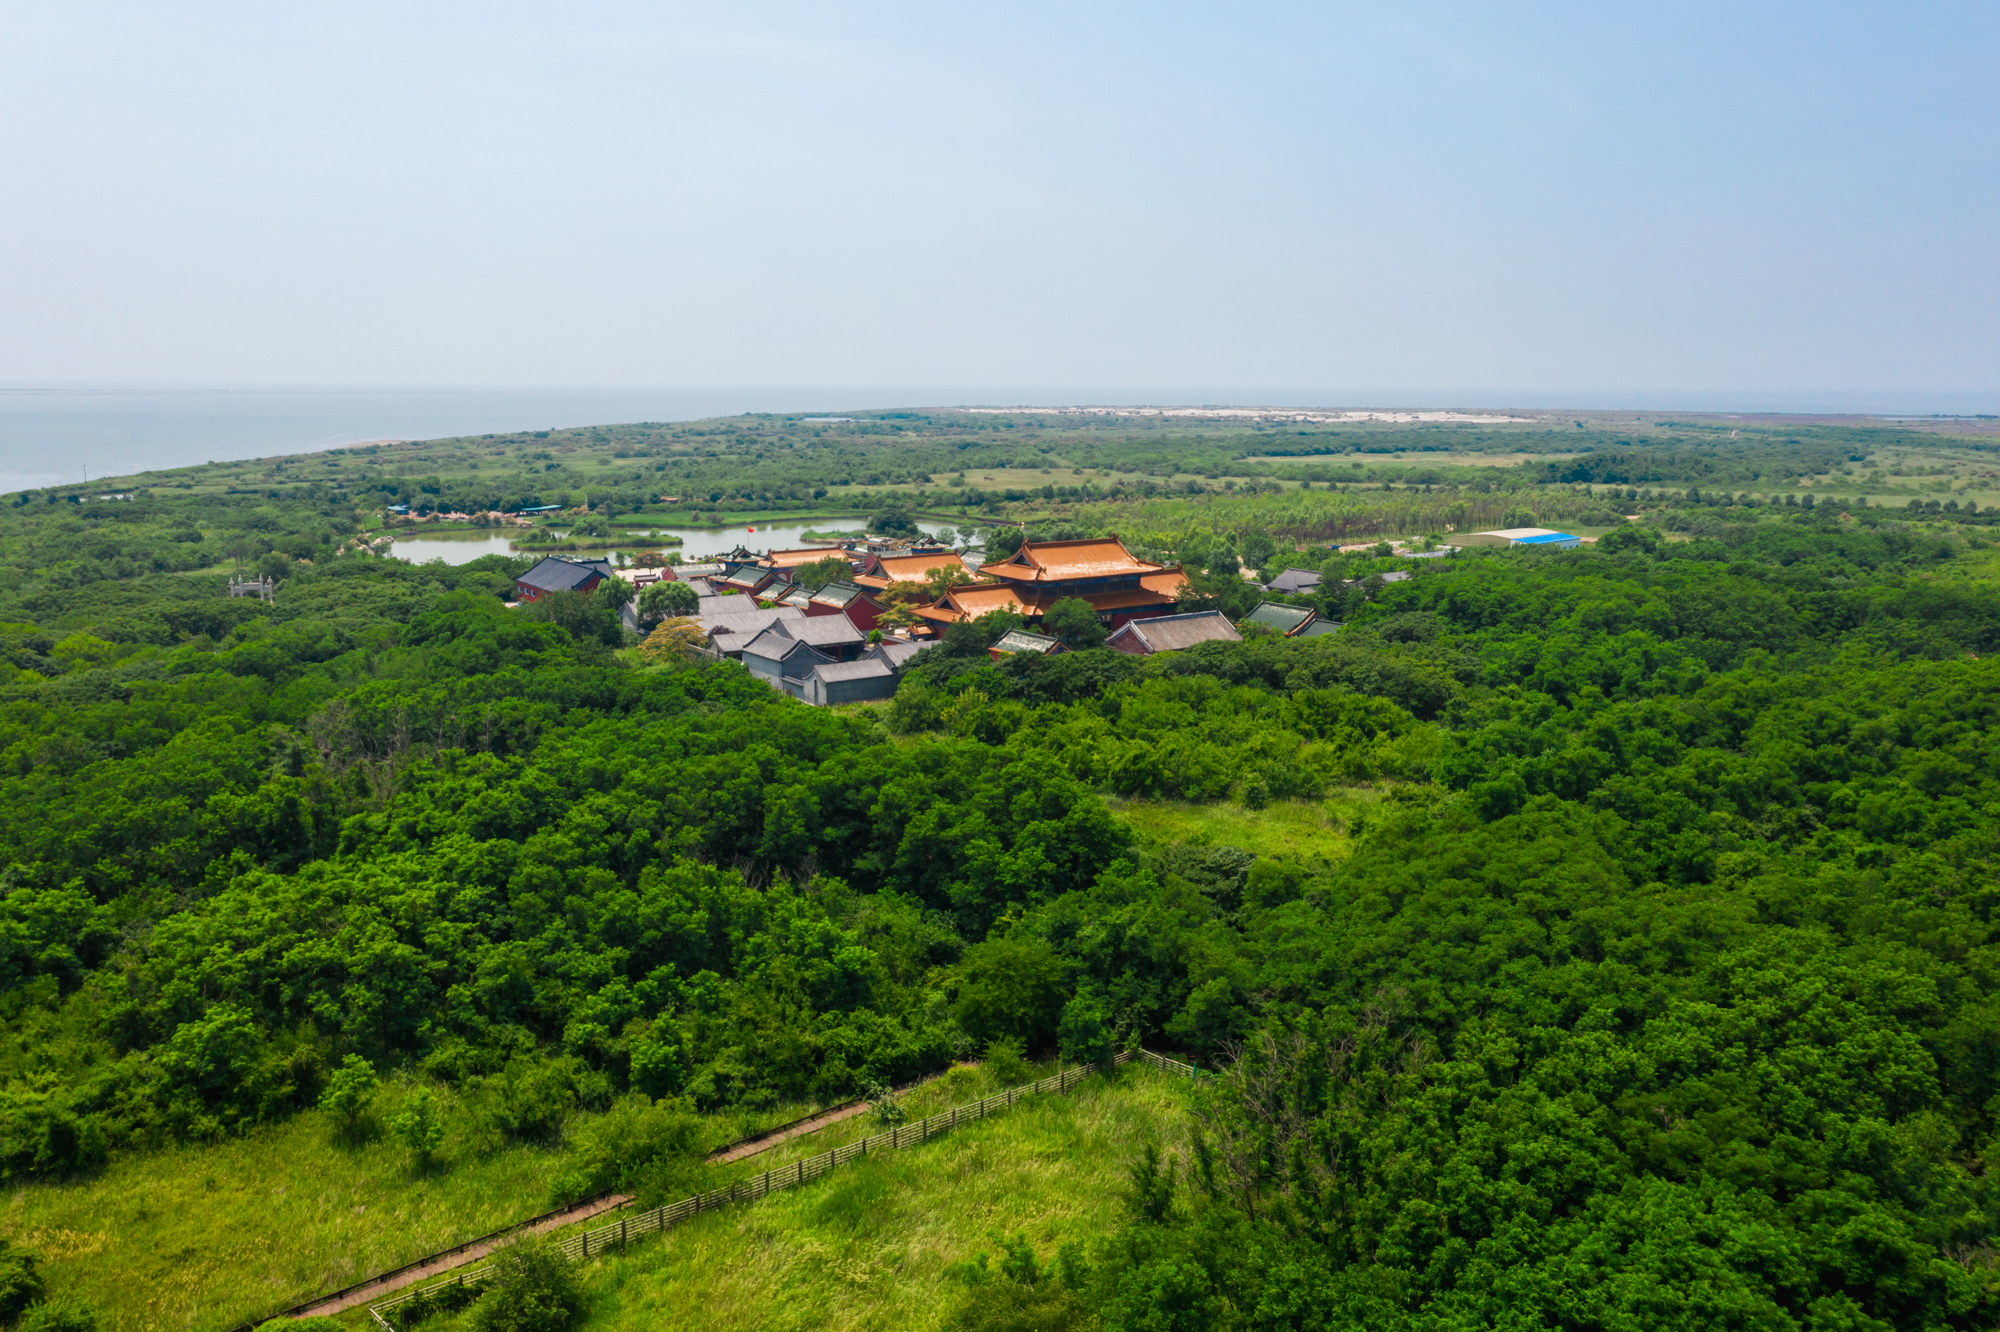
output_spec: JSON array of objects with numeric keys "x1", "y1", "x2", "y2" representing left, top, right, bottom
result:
[{"x1": 1457, "y1": 527, "x2": 1582, "y2": 549}]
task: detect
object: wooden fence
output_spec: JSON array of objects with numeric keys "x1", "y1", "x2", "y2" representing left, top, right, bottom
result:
[{"x1": 366, "y1": 1049, "x2": 1199, "y2": 1328}]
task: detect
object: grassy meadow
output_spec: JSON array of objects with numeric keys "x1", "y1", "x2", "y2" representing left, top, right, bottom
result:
[
  {"x1": 0, "y1": 1054, "x2": 1156, "y2": 1332},
  {"x1": 1106, "y1": 792, "x2": 1377, "y2": 863},
  {"x1": 497, "y1": 1064, "x2": 1188, "y2": 1332},
  {"x1": 0, "y1": 1083, "x2": 866, "y2": 1332}
]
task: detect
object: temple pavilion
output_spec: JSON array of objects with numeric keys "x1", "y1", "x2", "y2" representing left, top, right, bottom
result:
[{"x1": 913, "y1": 536, "x2": 1188, "y2": 633}]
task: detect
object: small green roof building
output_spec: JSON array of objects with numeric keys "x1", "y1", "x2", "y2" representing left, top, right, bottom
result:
[{"x1": 1238, "y1": 601, "x2": 1318, "y2": 637}]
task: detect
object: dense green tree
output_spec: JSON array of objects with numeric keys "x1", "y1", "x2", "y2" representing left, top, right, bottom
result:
[
  {"x1": 792, "y1": 556, "x2": 853, "y2": 591},
  {"x1": 952, "y1": 936, "x2": 1069, "y2": 1052},
  {"x1": 517, "y1": 587, "x2": 623, "y2": 646},
  {"x1": 636, "y1": 579, "x2": 698, "y2": 627},
  {"x1": 318, "y1": 1054, "x2": 379, "y2": 1138},
  {"x1": 2, "y1": 457, "x2": 1999, "y2": 1329},
  {"x1": 1043, "y1": 597, "x2": 1108, "y2": 649},
  {"x1": 869, "y1": 507, "x2": 919, "y2": 537}
]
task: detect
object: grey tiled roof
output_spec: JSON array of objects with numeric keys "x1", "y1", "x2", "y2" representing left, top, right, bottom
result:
[
  {"x1": 785, "y1": 616, "x2": 866, "y2": 648},
  {"x1": 740, "y1": 630, "x2": 834, "y2": 672},
  {"x1": 867, "y1": 639, "x2": 937, "y2": 668},
  {"x1": 699, "y1": 607, "x2": 804, "y2": 639},
  {"x1": 812, "y1": 659, "x2": 895, "y2": 683},
  {"x1": 1113, "y1": 610, "x2": 1241, "y2": 652},
  {"x1": 516, "y1": 557, "x2": 608, "y2": 594},
  {"x1": 1265, "y1": 568, "x2": 1324, "y2": 594}
]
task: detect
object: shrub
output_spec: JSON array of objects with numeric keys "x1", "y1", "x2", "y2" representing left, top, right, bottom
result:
[
  {"x1": 382, "y1": 1280, "x2": 481, "y2": 1332},
  {"x1": 388, "y1": 1087, "x2": 446, "y2": 1171},
  {"x1": 1058, "y1": 992, "x2": 1113, "y2": 1067},
  {"x1": 19, "y1": 1295, "x2": 99, "y2": 1332},
  {"x1": 982, "y1": 1036, "x2": 1031, "y2": 1088},
  {"x1": 0, "y1": 1242, "x2": 43, "y2": 1325},
  {"x1": 319, "y1": 1054, "x2": 379, "y2": 1140},
  {"x1": 478, "y1": 1057, "x2": 587, "y2": 1145},
  {"x1": 1122, "y1": 1142, "x2": 1178, "y2": 1224},
  {"x1": 468, "y1": 1240, "x2": 583, "y2": 1332},
  {"x1": 546, "y1": 1094, "x2": 704, "y2": 1205},
  {"x1": 865, "y1": 1081, "x2": 906, "y2": 1128},
  {"x1": 942, "y1": 1238, "x2": 1086, "y2": 1331}
]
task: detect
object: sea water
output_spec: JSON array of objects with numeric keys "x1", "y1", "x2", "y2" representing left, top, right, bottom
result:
[
  {"x1": 8, "y1": 388, "x2": 1997, "y2": 497},
  {"x1": 0, "y1": 387, "x2": 951, "y2": 494}
]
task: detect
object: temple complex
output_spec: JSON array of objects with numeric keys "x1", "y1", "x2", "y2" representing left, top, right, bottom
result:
[{"x1": 914, "y1": 536, "x2": 1187, "y2": 631}]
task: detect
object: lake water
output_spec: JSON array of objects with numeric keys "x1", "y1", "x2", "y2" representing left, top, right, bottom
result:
[{"x1": 390, "y1": 518, "x2": 961, "y2": 566}]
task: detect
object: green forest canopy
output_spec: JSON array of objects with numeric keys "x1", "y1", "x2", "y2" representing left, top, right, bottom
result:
[{"x1": 1, "y1": 422, "x2": 1999, "y2": 1329}]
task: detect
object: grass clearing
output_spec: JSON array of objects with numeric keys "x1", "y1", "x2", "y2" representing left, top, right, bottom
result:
[
  {"x1": 1245, "y1": 450, "x2": 1578, "y2": 468},
  {"x1": 548, "y1": 1067, "x2": 1188, "y2": 1332},
  {"x1": 0, "y1": 1095, "x2": 577, "y2": 1332},
  {"x1": 0, "y1": 1082, "x2": 868, "y2": 1332},
  {"x1": 1106, "y1": 792, "x2": 1377, "y2": 862}
]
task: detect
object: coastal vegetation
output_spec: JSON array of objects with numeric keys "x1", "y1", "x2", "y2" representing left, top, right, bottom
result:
[{"x1": 0, "y1": 413, "x2": 1998, "y2": 1330}]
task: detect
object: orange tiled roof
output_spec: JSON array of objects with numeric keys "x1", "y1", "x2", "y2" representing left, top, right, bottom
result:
[
  {"x1": 918, "y1": 574, "x2": 1184, "y2": 623},
  {"x1": 949, "y1": 584, "x2": 1031, "y2": 616},
  {"x1": 914, "y1": 582, "x2": 1033, "y2": 624},
  {"x1": 1074, "y1": 587, "x2": 1180, "y2": 611},
  {"x1": 869, "y1": 552, "x2": 978, "y2": 583},
  {"x1": 759, "y1": 547, "x2": 846, "y2": 568},
  {"x1": 981, "y1": 537, "x2": 1162, "y2": 582}
]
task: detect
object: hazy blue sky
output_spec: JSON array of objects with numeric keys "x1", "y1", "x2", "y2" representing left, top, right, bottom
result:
[{"x1": 2, "y1": 2, "x2": 1994, "y2": 401}]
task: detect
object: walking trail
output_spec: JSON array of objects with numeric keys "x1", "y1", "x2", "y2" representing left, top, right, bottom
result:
[
  {"x1": 294, "y1": 1190, "x2": 633, "y2": 1317},
  {"x1": 281, "y1": 1070, "x2": 970, "y2": 1321},
  {"x1": 286, "y1": 1097, "x2": 882, "y2": 1318},
  {"x1": 705, "y1": 1099, "x2": 874, "y2": 1164}
]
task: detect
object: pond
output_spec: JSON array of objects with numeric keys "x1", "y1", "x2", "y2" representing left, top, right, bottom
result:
[{"x1": 389, "y1": 518, "x2": 963, "y2": 566}]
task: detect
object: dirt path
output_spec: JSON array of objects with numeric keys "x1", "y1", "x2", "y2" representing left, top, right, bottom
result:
[
  {"x1": 290, "y1": 1191, "x2": 634, "y2": 1317},
  {"x1": 706, "y1": 1100, "x2": 876, "y2": 1164},
  {"x1": 282, "y1": 1104, "x2": 871, "y2": 1320},
  {"x1": 282, "y1": 1067, "x2": 979, "y2": 1321},
  {"x1": 707, "y1": 1061, "x2": 981, "y2": 1165},
  {"x1": 278, "y1": 1107, "x2": 866, "y2": 1322}
]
